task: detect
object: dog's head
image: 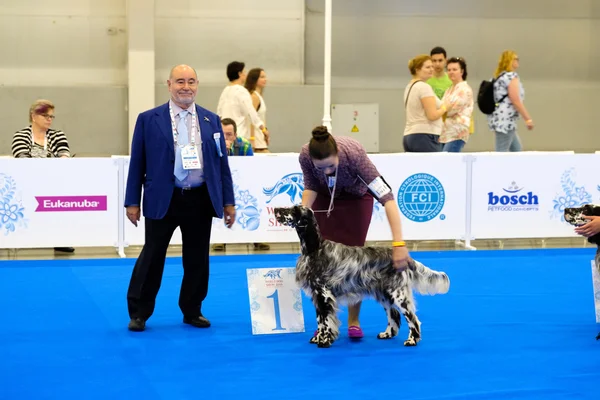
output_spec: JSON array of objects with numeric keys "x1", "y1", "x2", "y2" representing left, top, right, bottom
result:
[
  {"x1": 273, "y1": 205, "x2": 316, "y2": 230},
  {"x1": 564, "y1": 204, "x2": 600, "y2": 244}
]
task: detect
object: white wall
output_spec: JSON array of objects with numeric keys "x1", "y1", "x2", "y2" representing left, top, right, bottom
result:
[
  {"x1": 0, "y1": 0, "x2": 304, "y2": 86},
  {"x1": 1, "y1": 0, "x2": 599, "y2": 156},
  {"x1": 0, "y1": 0, "x2": 127, "y2": 86},
  {"x1": 154, "y1": 0, "x2": 305, "y2": 84},
  {"x1": 305, "y1": 0, "x2": 600, "y2": 86}
]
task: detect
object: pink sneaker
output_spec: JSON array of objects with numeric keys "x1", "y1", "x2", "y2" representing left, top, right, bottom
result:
[{"x1": 348, "y1": 325, "x2": 364, "y2": 339}]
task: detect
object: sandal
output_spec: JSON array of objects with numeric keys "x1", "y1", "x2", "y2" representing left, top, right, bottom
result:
[{"x1": 348, "y1": 325, "x2": 364, "y2": 339}]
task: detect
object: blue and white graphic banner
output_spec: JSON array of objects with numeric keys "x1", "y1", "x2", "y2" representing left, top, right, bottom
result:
[
  {"x1": 210, "y1": 154, "x2": 303, "y2": 243},
  {"x1": 591, "y1": 260, "x2": 600, "y2": 324},
  {"x1": 0, "y1": 158, "x2": 119, "y2": 248},
  {"x1": 367, "y1": 153, "x2": 467, "y2": 241},
  {"x1": 470, "y1": 153, "x2": 600, "y2": 239}
]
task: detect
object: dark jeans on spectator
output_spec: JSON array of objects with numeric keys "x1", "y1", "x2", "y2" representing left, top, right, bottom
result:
[{"x1": 403, "y1": 133, "x2": 442, "y2": 153}]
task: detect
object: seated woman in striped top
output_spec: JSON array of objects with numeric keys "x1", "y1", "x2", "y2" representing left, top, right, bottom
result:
[
  {"x1": 11, "y1": 99, "x2": 74, "y2": 253},
  {"x1": 12, "y1": 99, "x2": 71, "y2": 159}
]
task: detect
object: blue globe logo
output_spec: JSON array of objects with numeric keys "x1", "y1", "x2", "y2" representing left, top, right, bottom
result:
[{"x1": 397, "y1": 173, "x2": 445, "y2": 222}]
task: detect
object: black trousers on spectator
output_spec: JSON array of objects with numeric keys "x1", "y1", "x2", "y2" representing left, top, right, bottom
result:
[{"x1": 127, "y1": 185, "x2": 215, "y2": 321}]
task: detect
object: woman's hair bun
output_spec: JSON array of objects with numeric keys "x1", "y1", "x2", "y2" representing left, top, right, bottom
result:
[{"x1": 311, "y1": 125, "x2": 330, "y2": 142}]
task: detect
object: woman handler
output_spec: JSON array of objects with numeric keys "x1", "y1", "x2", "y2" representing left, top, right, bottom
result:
[{"x1": 298, "y1": 125, "x2": 410, "y2": 339}]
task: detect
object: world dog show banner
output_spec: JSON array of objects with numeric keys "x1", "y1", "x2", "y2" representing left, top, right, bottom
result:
[
  {"x1": 209, "y1": 154, "x2": 305, "y2": 244},
  {"x1": 123, "y1": 153, "x2": 469, "y2": 245},
  {"x1": 0, "y1": 158, "x2": 119, "y2": 248},
  {"x1": 470, "y1": 153, "x2": 600, "y2": 239}
]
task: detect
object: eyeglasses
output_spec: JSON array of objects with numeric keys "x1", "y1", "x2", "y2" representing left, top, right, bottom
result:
[{"x1": 39, "y1": 114, "x2": 55, "y2": 120}]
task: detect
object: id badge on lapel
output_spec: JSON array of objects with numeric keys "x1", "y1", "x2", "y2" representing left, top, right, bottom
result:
[
  {"x1": 181, "y1": 145, "x2": 202, "y2": 170},
  {"x1": 213, "y1": 132, "x2": 224, "y2": 157}
]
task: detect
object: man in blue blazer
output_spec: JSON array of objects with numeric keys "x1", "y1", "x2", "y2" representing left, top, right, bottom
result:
[{"x1": 124, "y1": 64, "x2": 235, "y2": 332}]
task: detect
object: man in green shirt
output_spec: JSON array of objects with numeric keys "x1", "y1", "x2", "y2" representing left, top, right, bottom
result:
[
  {"x1": 426, "y1": 46, "x2": 474, "y2": 135},
  {"x1": 426, "y1": 46, "x2": 452, "y2": 99},
  {"x1": 223, "y1": 118, "x2": 254, "y2": 156}
]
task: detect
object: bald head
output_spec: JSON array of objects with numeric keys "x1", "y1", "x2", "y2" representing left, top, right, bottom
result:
[
  {"x1": 169, "y1": 64, "x2": 197, "y2": 80},
  {"x1": 167, "y1": 64, "x2": 198, "y2": 108}
]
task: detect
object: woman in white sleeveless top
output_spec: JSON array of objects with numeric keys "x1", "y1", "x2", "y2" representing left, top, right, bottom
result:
[{"x1": 244, "y1": 68, "x2": 270, "y2": 153}]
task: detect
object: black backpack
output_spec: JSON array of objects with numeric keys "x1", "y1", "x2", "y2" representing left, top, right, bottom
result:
[{"x1": 477, "y1": 73, "x2": 507, "y2": 115}]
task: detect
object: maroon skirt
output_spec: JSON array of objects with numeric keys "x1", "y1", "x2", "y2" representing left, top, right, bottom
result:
[{"x1": 312, "y1": 192, "x2": 374, "y2": 247}]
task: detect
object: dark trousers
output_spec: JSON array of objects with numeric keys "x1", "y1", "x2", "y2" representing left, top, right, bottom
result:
[
  {"x1": 403, "y1": 133, "x2": 442, "y2": 152},
  {"x1": 127, "y1": 185, "x2": 215, "y2": 321}
]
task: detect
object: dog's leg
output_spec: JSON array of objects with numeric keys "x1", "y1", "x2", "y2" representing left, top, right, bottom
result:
[
  {"x1": 391, "y1": 287, "x2": 422, "y2": 346},
  {"x1": 311, "y1": 287, "x2": 339, "y2": 348},
  {"x1": 377, "y1": 302, "x2": 401, "y2": 340},
  {"x1": 374, "y1": 291, "x2": 400, "y2": 340}
]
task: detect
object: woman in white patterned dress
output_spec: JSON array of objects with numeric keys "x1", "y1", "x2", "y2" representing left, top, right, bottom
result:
[{"x1": 487, "y1": 50, "x2": 534, "y2": 152}]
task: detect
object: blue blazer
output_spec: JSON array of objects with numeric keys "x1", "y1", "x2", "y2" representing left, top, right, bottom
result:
[{"x1": 125, "y1": 102, "x2": 235, "y2": 220}]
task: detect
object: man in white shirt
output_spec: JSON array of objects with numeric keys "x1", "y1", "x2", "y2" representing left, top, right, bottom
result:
[{"x1": 216, "y1": 61, "x2": 269, "y2": 149}]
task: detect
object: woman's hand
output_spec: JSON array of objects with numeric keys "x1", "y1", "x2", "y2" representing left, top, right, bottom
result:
[
  {"x1": 525, "y1": 119, "x2": 534, "y2": 130},
  {"x1": 575, "y1": 216, "x2": 600, "y2": 238},
  {"x1": 392, "y1": 246, "x2": 410, "y2": 270},
  {"x1": 443, "y1": 99, "x2": 455, "y2": 113}
]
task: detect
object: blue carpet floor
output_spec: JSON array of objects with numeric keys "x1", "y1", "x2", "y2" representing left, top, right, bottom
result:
[{"x1": 0, "y1": 248, "x2": 599, "y2": 400}]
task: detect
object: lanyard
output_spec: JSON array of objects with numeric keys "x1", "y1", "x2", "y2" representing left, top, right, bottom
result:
[
  {"x1": 314, "y1": 167, "x2": 338, "y2": 218},
  {"x1": 168, "y1": 103, "x2": 197, "y2": 147},
  {"x1": 326, "y1": 167, "x2": 337, "y2": 217},
  {"x1": 31, "y1": 131, "x2": 47, "y2": 151}
]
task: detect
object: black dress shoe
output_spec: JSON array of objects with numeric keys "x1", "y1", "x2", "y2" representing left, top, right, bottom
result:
[
  {"x1": 128, "y1": 318, "x2": 145, "y2": 332},
  {"x1": 183, "y1": 315, "x2": 211, "y2": 328}
]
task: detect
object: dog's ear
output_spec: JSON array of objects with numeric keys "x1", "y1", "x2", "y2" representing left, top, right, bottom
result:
[
  {"x1": 590, "y1": 204, "x2": 600, "y2": 217},
  {"x1": 292, "y1": 204, "x2": 303, "y2": 219}
]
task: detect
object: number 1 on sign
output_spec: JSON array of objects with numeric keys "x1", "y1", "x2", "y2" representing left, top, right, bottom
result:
[{"x1": 267, "y1": 289, "x2": 286, "y2": 331}]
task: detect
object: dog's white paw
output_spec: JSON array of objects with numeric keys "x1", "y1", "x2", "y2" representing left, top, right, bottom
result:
[
  {"x1": 377, "y1": 328, "x2": 397, "y2": 340},
  {"x1": 403, "y1": 337, "x2": 418, "y2": 346}
]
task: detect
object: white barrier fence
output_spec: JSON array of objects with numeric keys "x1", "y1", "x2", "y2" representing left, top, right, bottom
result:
[{"x1": 1, "y1": 152, "x2": 598, "y2": 256}]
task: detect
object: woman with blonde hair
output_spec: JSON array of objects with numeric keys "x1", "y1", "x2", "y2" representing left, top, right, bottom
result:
[
  {"x1": 403, "y1": 54, "x2": 453, "y2": 152},
  {"x1": 487, "y1": 50, "x2": 534, "y2": 152}
]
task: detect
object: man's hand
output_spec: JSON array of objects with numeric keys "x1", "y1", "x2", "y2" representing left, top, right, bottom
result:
[
  {"x1": 392, "y1": 246, "x2": 410, "y2": 270},
  {"x1": 126, "y1": 206, "x2": 141, "y2": 227},
  {"x1": 224, "y1": 205, "x2": 236, "y2": 228},
  {"x1": 574, "y1": 215, "x2": 600, "y2": 238}
]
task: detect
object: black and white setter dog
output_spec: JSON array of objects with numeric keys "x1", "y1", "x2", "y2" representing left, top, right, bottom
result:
[
  {"x1": 274, "y1": 205, "x2": 450, "y2": 348},
  {"x1": 564, "y1": 204, "x2": 600, "y2": 340}
]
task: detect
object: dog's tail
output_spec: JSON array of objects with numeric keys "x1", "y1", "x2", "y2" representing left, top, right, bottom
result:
[{"x1": 410, "y1": 259, "x2": 450, "y2": 295}]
